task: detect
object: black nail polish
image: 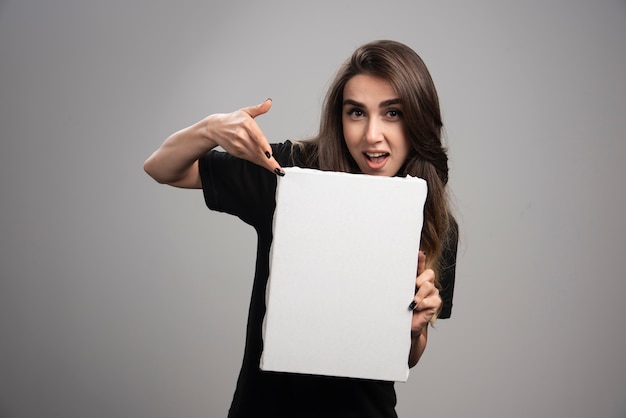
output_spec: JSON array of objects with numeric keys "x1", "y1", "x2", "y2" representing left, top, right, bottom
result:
[
  {"x1": 265, "y1": 151, "x2": 272, "y2": 159},
  {"x1": 274, "y1": 168, "x2": 285, "y2": 177},
  {"x1": 408, "y1": 301, "x2": 417, "y2": 310}
]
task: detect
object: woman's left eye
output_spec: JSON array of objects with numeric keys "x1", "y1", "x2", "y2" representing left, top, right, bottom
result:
[{"x1": 386, "y1": 109, "x2": 402, "y2": 118}]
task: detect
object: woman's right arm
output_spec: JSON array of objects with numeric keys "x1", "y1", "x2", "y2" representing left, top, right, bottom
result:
[{"x1": 143, "y1": 99, "x2": 283, "y2": 189}]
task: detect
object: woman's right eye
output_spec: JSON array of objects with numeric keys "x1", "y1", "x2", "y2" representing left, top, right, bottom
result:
[{"x1": 347, "y1": 108, "x2": 364, "y2": 118}]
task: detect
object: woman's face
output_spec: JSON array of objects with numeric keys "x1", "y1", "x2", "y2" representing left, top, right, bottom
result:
[{"x1": 342, "y1": 74, "x2": 410, "y2": 177}]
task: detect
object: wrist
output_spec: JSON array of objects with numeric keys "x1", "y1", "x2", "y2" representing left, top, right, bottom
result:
[
  {"x1": 197, "y1": 115, "x2": 219, "y2": 150},
  {"x1": 411, "y1": 326, "x2": 425, "y2": 340}
]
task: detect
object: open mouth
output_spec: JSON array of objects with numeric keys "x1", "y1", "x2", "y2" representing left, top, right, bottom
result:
[{"x1": 364, "y1": 152, "x2": 389, "y2": 164}]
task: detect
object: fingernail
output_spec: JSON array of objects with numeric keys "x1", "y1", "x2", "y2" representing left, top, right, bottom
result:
[
  {"x1": 274, "y1": 168, "x2": 285, "y2": 177},
  {"x1": 265, "y1": 151, "x2": 272, "y2": 159},
  {"x1": 266, "y1": 97, "x2": 272, "y2": 102},
  {"x1": 408, "y1": 300, "x2": 417, "y2": 310}
]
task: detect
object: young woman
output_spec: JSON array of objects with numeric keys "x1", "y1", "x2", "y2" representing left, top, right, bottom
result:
[{"x1": 144, "y1": 39, "x2": 458, "y2": 418}]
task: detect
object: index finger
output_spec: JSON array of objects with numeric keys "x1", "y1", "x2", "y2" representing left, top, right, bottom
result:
[{"x1": 244, "y1": 120, "x2": 285, "y2": 175}]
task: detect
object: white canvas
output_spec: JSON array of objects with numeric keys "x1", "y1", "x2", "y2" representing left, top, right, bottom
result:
[{"x1": 260, "y1": 167, "x2": 428, "y2": 382}]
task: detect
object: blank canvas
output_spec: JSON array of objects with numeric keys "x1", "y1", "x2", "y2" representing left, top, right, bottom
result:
[{"x1": 260, "y1": 167, "x2": 427, "y2": 382}]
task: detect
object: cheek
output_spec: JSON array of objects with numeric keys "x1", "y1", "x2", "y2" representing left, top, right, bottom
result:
[
  {"x1": 342, "y1": 126, "x2": 363, "y2": 163},
  {"x1": 400, "y1": 136, "x2": 411, "y2": 155},
  {"x1": 342, "y1": 122, "x2": 359, "y2": 147},
  {"x1": 395, "y1": 130, "x2": 410, "y2": 154}
]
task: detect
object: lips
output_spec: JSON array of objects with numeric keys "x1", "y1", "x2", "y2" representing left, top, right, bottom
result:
[
  {"x1": 362, "y1": 151, "x2": 390, "y2": 171},
  {"x1": 364, "y1": 151, "x2": 389, "y2": 164}
]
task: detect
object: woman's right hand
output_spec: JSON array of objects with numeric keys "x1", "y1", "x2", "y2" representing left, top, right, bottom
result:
[
  {"x1": 204, "y1": 98, "x2": 284, "y2": 176},
  {"x1": 144, "y1": 99, "x2": 284, "y2": 188}
]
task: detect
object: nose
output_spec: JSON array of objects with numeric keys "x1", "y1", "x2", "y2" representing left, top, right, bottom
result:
[{"x1": 365, "y1": 118, "x2": 383, "y2": 143}]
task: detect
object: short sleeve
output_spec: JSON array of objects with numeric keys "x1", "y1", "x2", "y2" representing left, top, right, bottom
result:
[{"x1": 437, "y1": 216, "x2": 459, "y2": 319}]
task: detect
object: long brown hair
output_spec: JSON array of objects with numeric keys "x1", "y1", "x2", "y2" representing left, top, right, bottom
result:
[{"x1": 296, "y1": 40, "x2": 451, "y2": 279}]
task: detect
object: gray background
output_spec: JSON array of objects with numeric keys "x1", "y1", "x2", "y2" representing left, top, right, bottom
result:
[{"x1": 1, "y1": 0, "x2": 625, "y2": 417}]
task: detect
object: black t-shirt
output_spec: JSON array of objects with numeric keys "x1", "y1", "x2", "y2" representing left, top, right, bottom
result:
[{"x1": 198, "y1": 141, "x2": 457, "y2": 418}]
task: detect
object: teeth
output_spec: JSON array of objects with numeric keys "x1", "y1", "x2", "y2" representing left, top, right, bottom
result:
[{"x1": 366, "y1": 152, "x2": 386, "y2": 158}]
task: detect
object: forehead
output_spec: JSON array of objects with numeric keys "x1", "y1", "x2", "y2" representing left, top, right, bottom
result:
[{"x1": 343, "y1": 74, "x2": 398, "y2": 103}]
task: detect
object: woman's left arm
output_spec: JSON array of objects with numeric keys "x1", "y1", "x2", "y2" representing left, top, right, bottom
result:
[
  {"x1": 408, "y1": 326, "x2": 428, "y2": 368},
  {"x1": 408, "y1": 251, "x2": 442, "y2": 368}
]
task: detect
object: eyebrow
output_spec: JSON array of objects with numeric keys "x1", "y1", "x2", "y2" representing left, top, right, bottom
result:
[{"x1": 342, "y1": 98, "x2": 402, "y2": 108}]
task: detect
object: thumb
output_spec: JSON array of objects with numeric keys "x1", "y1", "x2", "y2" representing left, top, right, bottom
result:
[{"x1": 243, "y1": 98, "x2": 272, "y2": 118}]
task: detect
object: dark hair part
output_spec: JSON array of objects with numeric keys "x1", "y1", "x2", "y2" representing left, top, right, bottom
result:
[{"x1": 296, "y1": 40, "x2": 451, "y2": 278}]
